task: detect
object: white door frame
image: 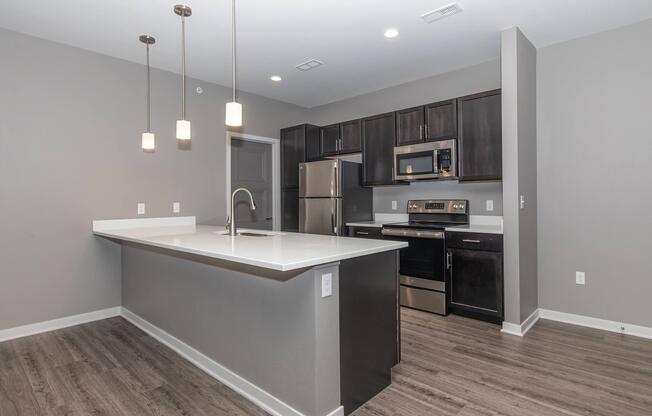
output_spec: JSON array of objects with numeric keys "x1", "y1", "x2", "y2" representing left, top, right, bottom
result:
[{"x1": 225, "y1": 132, "x2": 281, "y2": 231}]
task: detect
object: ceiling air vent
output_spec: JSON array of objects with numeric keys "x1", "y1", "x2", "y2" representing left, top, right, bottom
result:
[
  {"x1": 421, "y1": 2, "x2": 464, "y2": 24},
  {"x1": 296, "y1": 59, "x2": 324, "y2": 72}
]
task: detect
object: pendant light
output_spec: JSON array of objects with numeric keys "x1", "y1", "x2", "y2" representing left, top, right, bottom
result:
[
  {"x1": 139, "y1": 35, "x2": 156, "y2": 152},
  {"x1": 225, "y1": 0, "x2": 243, "y2": 127},
  {"x1": 174, "y1": 4, "x2": 192, "y2": 140}
]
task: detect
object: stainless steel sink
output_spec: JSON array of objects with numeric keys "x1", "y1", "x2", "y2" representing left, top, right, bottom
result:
[{"x1": 218, "y1": 231, "x2": 272, "y2": 237}]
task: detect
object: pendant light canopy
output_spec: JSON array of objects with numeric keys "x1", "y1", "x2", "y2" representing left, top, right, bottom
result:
[
  {"x1": 139, "y1": 35, "x2": 156, "y2": 152},
  {"x1": 174, "y1": 4, "x2": 192, "y2": 140},
  {"x1": 225, "y1": 0, "x2": 243, "y2": 127}
]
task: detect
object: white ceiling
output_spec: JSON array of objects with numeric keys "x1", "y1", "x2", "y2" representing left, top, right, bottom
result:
[{"x1": 1, "y1": 0, "x2": 651, "y2": 108}]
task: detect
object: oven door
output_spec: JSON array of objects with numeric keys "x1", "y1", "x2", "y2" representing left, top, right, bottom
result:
[{"x1": 381, "y1": 228, "x2": 448, "y2": 314}]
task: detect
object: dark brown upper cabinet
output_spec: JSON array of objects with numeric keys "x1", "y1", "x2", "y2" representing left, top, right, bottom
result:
[
  {"x1": 362, "y1": 112, "x2": 398, "y2": 186},
  {"x1": 396, "y1": 106, "x2": 426, "y2": 146},
  {"x1": 320, "y1": 124, "x2": 340, "y2": 157},
  {"x1": 457, "y1": 90, "x2": 502, "y2": 181},
  {"x1": 339, "y1": 119, "x2": 362, "y2": 154},
  {"x1": 281, "y1": 124, "x2": 319, "y2": 189},
  {"x1": 425, "y1": 99, "x2": 457, "y2": 141}
]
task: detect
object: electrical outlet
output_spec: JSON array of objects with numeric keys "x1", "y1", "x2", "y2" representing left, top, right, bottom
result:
[
  {"x1": 391, "y1": 200, "x2": 398, "y2": 210},
  {"x1": 486, "y1": 200, "x2": 494, "y2": 212},
  {"x1": 520, "y1": 195, "x2": 526, "y2": 209},
  {"x1": 321, "y1": 273, "x2": 333, "y2": 298},
  {"x1": 137, "y1": 203, "x2": 145, "y2": 215},
  {"x1": 576, "y1": 271, "x2": 585, "y2": 285},
  {"x1": 173, "y1": 202, "x2": 181, "y2": 213}
]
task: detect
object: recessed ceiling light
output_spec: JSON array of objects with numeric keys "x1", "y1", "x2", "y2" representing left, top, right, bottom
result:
[
  {"x1": 270, "y1": 75, "x2": 282, "y2": 82},
  {"x1": 384, "y1": 28, "x2": 399, "y2": 39}
]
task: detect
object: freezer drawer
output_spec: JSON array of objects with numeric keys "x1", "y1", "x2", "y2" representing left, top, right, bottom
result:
[
  {"x1": 299, "y1": 160, "x2": 341, "y2": 198},
  {"x1": 299, "y1": 198, "x2": 342, "y2": 236}
]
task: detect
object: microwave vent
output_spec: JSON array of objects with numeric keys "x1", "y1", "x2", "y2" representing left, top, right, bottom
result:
[{"x1": 421, "y1": 2, "x2": 464, "y2": 24}]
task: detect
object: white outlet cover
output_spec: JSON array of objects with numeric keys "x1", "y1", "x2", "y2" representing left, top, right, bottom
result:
[
  {"x1": 391, "y1": 200, "x2": 398, "y2": 210},
  {"x1": 576, "y1": 271, "x2": 585, "y2": 285},
  {"x1": 137, "y1": 203, "x2": 145, "y2": 215},
  {"x1": 173, "y1": 202, "x2": 181, "y2": 213},
  {"x1": 321, "y1": 273, "x2": 333, "y2": 298},
  {"x1": 486, "y1": 200, "x2": 494, "y2": 211},
  {"x1": 520, "y1": 195, "x2": 526, "y2": 209}
]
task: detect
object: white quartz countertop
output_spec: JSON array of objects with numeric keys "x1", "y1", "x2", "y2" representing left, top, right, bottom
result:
[
  {"x1": 93, "y1": 217, "x2": 407, "y2": 272},
  {"x1": 345, "y1": 220, "x2": 398, "y2": 228},
  {"x1": 347, "y1": 214, "x2": 503, "y2": 234}
]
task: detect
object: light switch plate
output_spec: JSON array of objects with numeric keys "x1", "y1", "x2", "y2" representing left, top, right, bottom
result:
[
  {"x1": 391, "y1": 200, "x2": 398, "y2": 210},
  {"x1": 321, "y1": 273, "x2": 333, "y2": 298},
  {"x1": 520, "y1": 195, "x2": 526, "y2": 210},
  {"x1": 173, "y1": 202, "x2": 181, "y2": 213},
  {"x1": 576, "y1": 271, "x2": 585, "y2": 285},
  {"x1": 137, "y1": 203, "x2": 145, "y2": 215},
  {"x1": 486, "y1": 200, "x2": 494, "y2": 211}
]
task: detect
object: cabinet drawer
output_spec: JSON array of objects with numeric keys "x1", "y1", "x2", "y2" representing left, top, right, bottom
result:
[
  {"x1": 446, "y1": 232, "x2": 503, "y2": 252},
  {"x1": 348, "y1": 226, "x2": 383, "y2": 239}
]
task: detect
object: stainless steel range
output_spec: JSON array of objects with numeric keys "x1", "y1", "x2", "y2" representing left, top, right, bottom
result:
[{"x1": 381, "y1": 199, "x2": 469, "y2": 315}]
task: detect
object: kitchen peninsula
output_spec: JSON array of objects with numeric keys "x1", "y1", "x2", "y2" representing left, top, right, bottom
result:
[{"x1": 92, "y1": 216, "x2": 407, "y2": 416}]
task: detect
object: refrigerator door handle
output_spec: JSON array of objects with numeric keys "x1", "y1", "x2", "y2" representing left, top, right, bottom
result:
[{"x1": 332, "y1": 162, "x2": 338, "y2": 197}]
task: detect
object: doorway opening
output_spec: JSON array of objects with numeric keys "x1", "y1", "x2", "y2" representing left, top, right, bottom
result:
[{"x1": 225, "y1": 132, "x2": 280, "y2": 231}]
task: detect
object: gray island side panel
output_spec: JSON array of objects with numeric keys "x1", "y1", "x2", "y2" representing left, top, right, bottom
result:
[{"x1": 121, "y1": 243, "x2": 340, "y2": 416}]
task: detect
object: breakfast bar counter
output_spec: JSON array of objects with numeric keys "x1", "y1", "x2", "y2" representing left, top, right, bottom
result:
[{"x1": 93, "y1": 216, "x2": 406, "y2": 416}]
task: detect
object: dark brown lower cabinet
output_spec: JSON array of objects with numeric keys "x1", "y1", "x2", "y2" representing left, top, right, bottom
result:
[
  {"x1": 281, "y1": 188, "x2": 299, "y2": 232},
  {"x1": 447, "y1": 232, "x2": 503, "y2": 324}
]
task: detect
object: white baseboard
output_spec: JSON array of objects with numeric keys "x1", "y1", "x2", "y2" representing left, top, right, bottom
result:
[
  {"x1": 539, "y1": 309, "x2": 652, "y2": 340},
  {"x1": 501, "y1": 308, "x2": 540, "y2": 337},
  {"x1": 121, "y1": 307, "x2": 341, "y2": 416},
  {"x1": 0, "y1": 306, "x2": 121, "y2": 343}
]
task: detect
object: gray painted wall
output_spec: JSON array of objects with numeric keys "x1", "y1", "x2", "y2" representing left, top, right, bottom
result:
[
  {"x1": 0, "y1": 28, "x2": 306, "y2": 331},
  {"x1": 501, "y1": 27, "x2": 538, "y2": 325},
  {"x1": 537, "y1": 19, "x2": 652, "y2": 327},
  {"x1": 306, "y1": 60, "x2": 503, "y2": 216},
  {"x1": 121, "y1": 244, "x2": 340, "y2": 416}
]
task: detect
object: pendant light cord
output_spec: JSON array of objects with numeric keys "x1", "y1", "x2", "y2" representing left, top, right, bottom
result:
[
  {"x1": 146, "y1": 43, "x2": 151, "y2": 132},
  {"x1": 181, "y1": 15, "x2": 186, "y2": 120},
  {"x1": 231, "y1": 0, "x2": 236, "y2": 102}
]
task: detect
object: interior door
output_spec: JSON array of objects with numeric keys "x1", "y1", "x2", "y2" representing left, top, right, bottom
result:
[
  {"x1": 231, "y1": 138, "x2": 273, "y2": 230},
  {"x1": 299, "y1": 198, "x2": 342, "y2": 235}
]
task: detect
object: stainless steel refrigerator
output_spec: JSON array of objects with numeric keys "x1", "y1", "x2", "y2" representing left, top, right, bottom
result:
[{"x1": 299, "y1": 159, "x2": 373, "y2": 236}]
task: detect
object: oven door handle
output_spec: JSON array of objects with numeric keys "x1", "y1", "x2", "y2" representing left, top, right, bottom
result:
[{"x1": 381, "y1": 228, "x2": 444, "y2": 239}]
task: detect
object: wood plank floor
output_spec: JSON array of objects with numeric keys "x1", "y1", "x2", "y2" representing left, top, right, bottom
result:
[
  {"x1": 2, "y1": 309, "x2": 651, "y2": 415},
  {"x1": 354, "y1": 308, "x2": 652, "y2": 416},
  {"x1": 0, "y1": 317, "x2": 270, "y2": 416}
]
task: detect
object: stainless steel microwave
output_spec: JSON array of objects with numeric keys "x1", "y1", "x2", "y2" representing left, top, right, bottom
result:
[{"x1": 393, "y1": 139, "x2": 457, "y2": 181}]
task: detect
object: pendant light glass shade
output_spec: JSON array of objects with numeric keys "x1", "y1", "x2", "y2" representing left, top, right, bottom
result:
[
  {"x1": 174, "y1": 5, "x2": 192, "y2": 140},
  {"x1": 176, "y1": 119, "x2": 191, "y2": 140},
  {"x1": 226, "y1": 0, "x2": 243, "y2": 127},
  {"x1": 139, "y1": 35, "x2": 156, "y2": 152},
  {"x1": 225, "y1": 102, "x2": 242, "y2": 127},
  {"x1": 142, "y1": 132, "x2": 156, "y2": 150}
]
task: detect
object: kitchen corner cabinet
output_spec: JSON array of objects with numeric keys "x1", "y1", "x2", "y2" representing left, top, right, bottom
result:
[
  {"x1": 320, "y1": 120, "x2": 362, "y2": 158},
  {"x1": 281, "y1": 124, "x2": 319, "y2": 231},
  {"x1": 457, "y1": 90, "x2": 502, "y2": 181},
  {"x1": 361, "y1": 112, "x2": 398, "y2": 186},
  {"x1": 446, "y1": 231, "x2": 503, "y2": 324}
]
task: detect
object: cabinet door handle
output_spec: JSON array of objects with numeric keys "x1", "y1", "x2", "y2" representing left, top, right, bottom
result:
[
  {"x1": 356, "y1": 231, "x2": 370, "y2": 235},
  {"x1": 424, "y1": 124, "x2": 428, "y2": 139},
  {"x1": 462, "y1": 239, "x2": 481, "y2": 243},
  {"x1": 419, "y1": 125, "x2": 423, "y2": 140},
  {"x1": 446, "y1": 252, "x2": 452, "y2": 269}
]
